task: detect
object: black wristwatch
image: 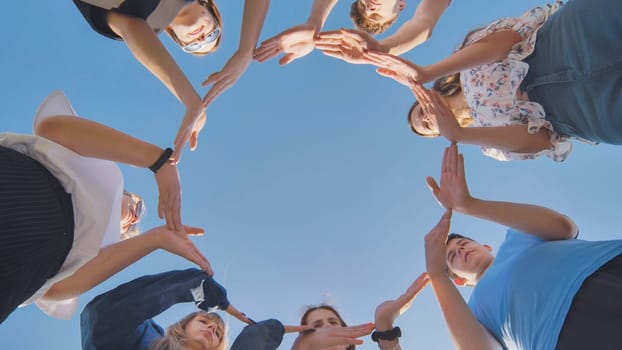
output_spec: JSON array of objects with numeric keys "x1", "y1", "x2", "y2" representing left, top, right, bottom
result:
[{"x1": 371, "y1": 326, "x2": 401, "y2": 342}]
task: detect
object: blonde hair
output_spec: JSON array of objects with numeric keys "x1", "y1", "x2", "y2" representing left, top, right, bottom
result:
[
  {"x1": 150, "y1": 311, "x2": 227, "y2": 350},
  {"x1": 349, "y1": 1, "x2": 398, "y2": 34}
]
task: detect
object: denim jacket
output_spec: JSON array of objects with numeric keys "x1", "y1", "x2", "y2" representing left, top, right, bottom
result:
[{"x1": 81, "y1": 268, "x2": 284, "y2": 350}]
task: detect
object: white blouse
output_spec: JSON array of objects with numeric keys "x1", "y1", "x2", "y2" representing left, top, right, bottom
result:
[
  {"x1": 0, "y1": 91, "x2": 124, "y2": 319},
  {"x1": 459, "y1": 1, "x2": 574, "y2": 161}
]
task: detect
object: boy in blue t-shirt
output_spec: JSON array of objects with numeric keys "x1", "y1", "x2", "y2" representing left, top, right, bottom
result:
[{"x1": 423, "y1": 143, "x2": 622, "y2": 350}]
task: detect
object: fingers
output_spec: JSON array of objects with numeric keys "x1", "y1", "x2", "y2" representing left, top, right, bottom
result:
[
  {"x1": 225, "y1": 304, "x2": 253, "y2": 324},
  {"x1": 187, "y1": 242, "x2": 212, "y2": 274},
  {"x1": 254, "y1": 45, "x2": 282, "y2": 62},
  {"x1": 201, "y1": 71, "x2": 220, "y2": 88},
  {"x1": 284, "y1": 325, "x2": 314, "y2": 333},
  {"x1": 458, "y1": 153, "x2": 466, "y2": 180},
  {"x1": 171, "y1": 143, "x2": 183, "y2": 165},
  {"x1": 202, "y1": 79, "x2": 233, "y2": 107}
]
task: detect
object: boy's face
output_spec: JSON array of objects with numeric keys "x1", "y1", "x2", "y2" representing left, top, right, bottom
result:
[
  {"x1": 446, "y1": 237, "x2": 494, "y2": 285},
  {"x1": 357, "y1": 0, "x2": 406, "y2": 25}
]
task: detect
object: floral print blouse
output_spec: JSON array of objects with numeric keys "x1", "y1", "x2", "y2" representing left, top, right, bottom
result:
[{"x1": 460, "y1": 1, "x2": 572, "y2": 161}]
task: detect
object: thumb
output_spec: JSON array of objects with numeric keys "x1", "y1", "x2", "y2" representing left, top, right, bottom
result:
[
  {"x1": 279, "y1": 53, "x2": 296, "y2": 66},
  {"x1": 202, "y1": 72, "x2": 220, "y2": 87},
  {"x1": 426, "y1": 176, "x2": 440, "y2": 197}
]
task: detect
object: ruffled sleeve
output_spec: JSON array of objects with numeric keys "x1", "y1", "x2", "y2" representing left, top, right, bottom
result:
[{"x1": 460, "y1": 1, "x2": 572, "y2": 161}]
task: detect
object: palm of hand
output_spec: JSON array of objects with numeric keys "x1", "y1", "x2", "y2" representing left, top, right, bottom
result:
[{"x1": 280, "y1": 24, "x2": 315, "y2": 56}]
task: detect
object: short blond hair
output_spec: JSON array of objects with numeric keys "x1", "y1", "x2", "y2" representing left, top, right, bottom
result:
[{"x1": 349, "y1": 1, "x2": 398, "y2": 34}]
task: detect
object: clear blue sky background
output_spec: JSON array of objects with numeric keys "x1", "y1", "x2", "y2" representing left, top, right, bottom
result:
[{"x1": 1, "y1": 1, "x2": 620, "y2": 349}]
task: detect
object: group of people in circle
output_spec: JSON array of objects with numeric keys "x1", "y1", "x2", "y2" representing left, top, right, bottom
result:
[{"x1": 2, "y1": 0, "x2": 621, "y2": 349}]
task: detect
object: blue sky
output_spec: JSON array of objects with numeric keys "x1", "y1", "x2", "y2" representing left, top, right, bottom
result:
[{"x1": 2, "y1": 1, "x2": 621, "y2": 349}]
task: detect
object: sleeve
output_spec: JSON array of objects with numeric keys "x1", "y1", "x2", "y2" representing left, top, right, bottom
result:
[
  {"x1": 230, "y1": 319, "x2": 286, "y2": 350},
  {"x1": 72, "y1": 0, "x2": 123, "y2": 40},
  {"x1": 80, "y1": 268, "x2": 230, "y2": 350}
]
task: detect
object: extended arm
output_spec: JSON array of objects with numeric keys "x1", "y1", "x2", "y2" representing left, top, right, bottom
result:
[
  {"x1": 35, "y1": 114, "x2": 184, "y2": 230},
  {"x1": 41, "y1": 226, "x2": 210, "y2": 302},
  {"x1": 425, "y1": 210, "x2": 502, "y2": 350},
  {"x1": 428, "y1": 144, "x2": 577, "y2": 240},
  {"x1": 381, "y1": 0, "x2": 451, "y2": 55},
  {"x1": 202, "y1": 0, "x2": 271, "y2": 105},
  {"x1": 431, "y1": 276, "x2": 502, "y2": 350},
  {"x1": 422, "y1": 30, "x2": 522, "y2": 83},
  {"x1": 106, "y1": 12, "x2": 205, "y2": 163},
  {"x1": 80, "y1": 269, "x2": 227, "y2": 349},
  {"x1": 254, "y1": 0, "x2": 337, "y2": 65},
  {"x1": 373, "y1": 272, "x2": 430, "y2": 349},
  {"x1": 107, "y1": 12, "x2": 203, "y2": 110}
]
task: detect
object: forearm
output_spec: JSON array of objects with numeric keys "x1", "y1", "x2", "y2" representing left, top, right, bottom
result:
[
  {"x1": 382, "y1": 0, "x2": 450, "y2": 55},
  {"x1": 457, "y1": 125, "x2": 552, "y2": 154},
  {"x1": 108, "y1": 12, "x2": 201, "y2": 108},
  {"x1": 457, "y1": 197, "x2": 577, "y2": 240},
  {"x1": 35, "y1": 115, "x2": 163, "y2": 168},
  {"x1": 431, "y1": 276, "x2": 501, "y2": 350},
  {"x1": 42, "y1": 230, "x2": 162, "y2": 301},
  {"x1": 239, "y1": 0, "x2": 271, "y2": 54},
  {"x1": 306, "y1": 0, "x2": 338, "y2": 34},
  {"x1": 423, "y1": 30, "x2": 522, "y2": 83}
]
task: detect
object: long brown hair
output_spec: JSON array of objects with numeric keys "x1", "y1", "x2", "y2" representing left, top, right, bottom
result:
[
  {"x1": 300, "y1": 305, "x2": 355, "y2": 350},
  {"x1": 165, "y1": 0, "x2": 223, "y2": 56},
  {"x1": 150, "y1": 311, "x2": 227, "y2": 350}
]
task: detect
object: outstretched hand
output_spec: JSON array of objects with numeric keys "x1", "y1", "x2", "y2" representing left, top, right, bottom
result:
[
  {"x1": 154, "y1": 161, "x2": 182, "y2": 231},
  {"x1": 412, "y1": 83, "x2": 464, "y2": 141},
  {"x1": 424, "y1": 209, "x2": 453, "y2": 279},
  {"x1": 172, "y1": 105, "x2": 207, "y2": 165},
  {"x1": 426, "y1": 143, "x2": 471, "y2": 211},
  {"x1": 291, "y1": 323, "x2": 375, "y2": 350},
  {"x1": 254, "y1": 23, "x2": 316, "y2": 65},
  {"x1": 202, "y1": 50, "x2": 253, "y2": 107},
  {"x1": 224, "y1": 304, "x2": 254, "y2": 324},
  {"x1": 362, "y1": 50, "x2": 429, "y2": 85},
  {"x1": 151, "y1": 225, "x2": 212, "y2": 274},
  {"x1": 374, "y1": 272, "x2": 430, "y2": 330},
  {"x1": 315, "y1": 28, "x2": 385, "y2": 65}
]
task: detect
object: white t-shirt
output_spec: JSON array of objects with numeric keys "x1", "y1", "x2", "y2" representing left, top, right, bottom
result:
[{"x1": 0, "y1": 91, "x2": 124, "y2": 319}]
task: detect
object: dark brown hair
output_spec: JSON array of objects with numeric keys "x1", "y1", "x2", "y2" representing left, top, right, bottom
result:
[{"x1": 301, "y1": 305, "x2": 354, "y2": 350}]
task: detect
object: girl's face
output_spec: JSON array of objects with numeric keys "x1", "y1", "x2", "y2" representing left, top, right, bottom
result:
[
  {"x1": 120, "y1": 193, "x2": 142, "y2": 234},
  {"x1": 409, "y1": 103, "x2": 440, "y2": 137},
  {"x1": 305, "y1": 308, "x2": 343, "y2": 329},
  {"x1": 184, "y1": 314, "x2": 224, "y2": 350},
  {"x1": 169, "y1": 2, "x2": 221, "y2": 54}
]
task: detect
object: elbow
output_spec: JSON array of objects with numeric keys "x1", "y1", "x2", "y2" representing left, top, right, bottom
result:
[{"x1": 557, "y1": 215, "x2": 578, "y2": 240}]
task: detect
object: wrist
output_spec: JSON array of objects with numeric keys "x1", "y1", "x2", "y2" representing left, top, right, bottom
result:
[
  {"x1": 378, "y1": 339, "x2": 400, "y2": 350},
  {"x1": 374, "y1": 321, "x2": 394, "y2": 332}
]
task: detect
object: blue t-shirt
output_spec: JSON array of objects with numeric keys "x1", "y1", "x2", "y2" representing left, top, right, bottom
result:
[{"x1": 468, "y1": 229, "x2": 622, "y2": 350}]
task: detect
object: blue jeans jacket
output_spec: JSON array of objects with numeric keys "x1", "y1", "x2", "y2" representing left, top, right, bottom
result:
[{"x1": 80, "y1": 268, "x2": 284, "y2": 350}]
